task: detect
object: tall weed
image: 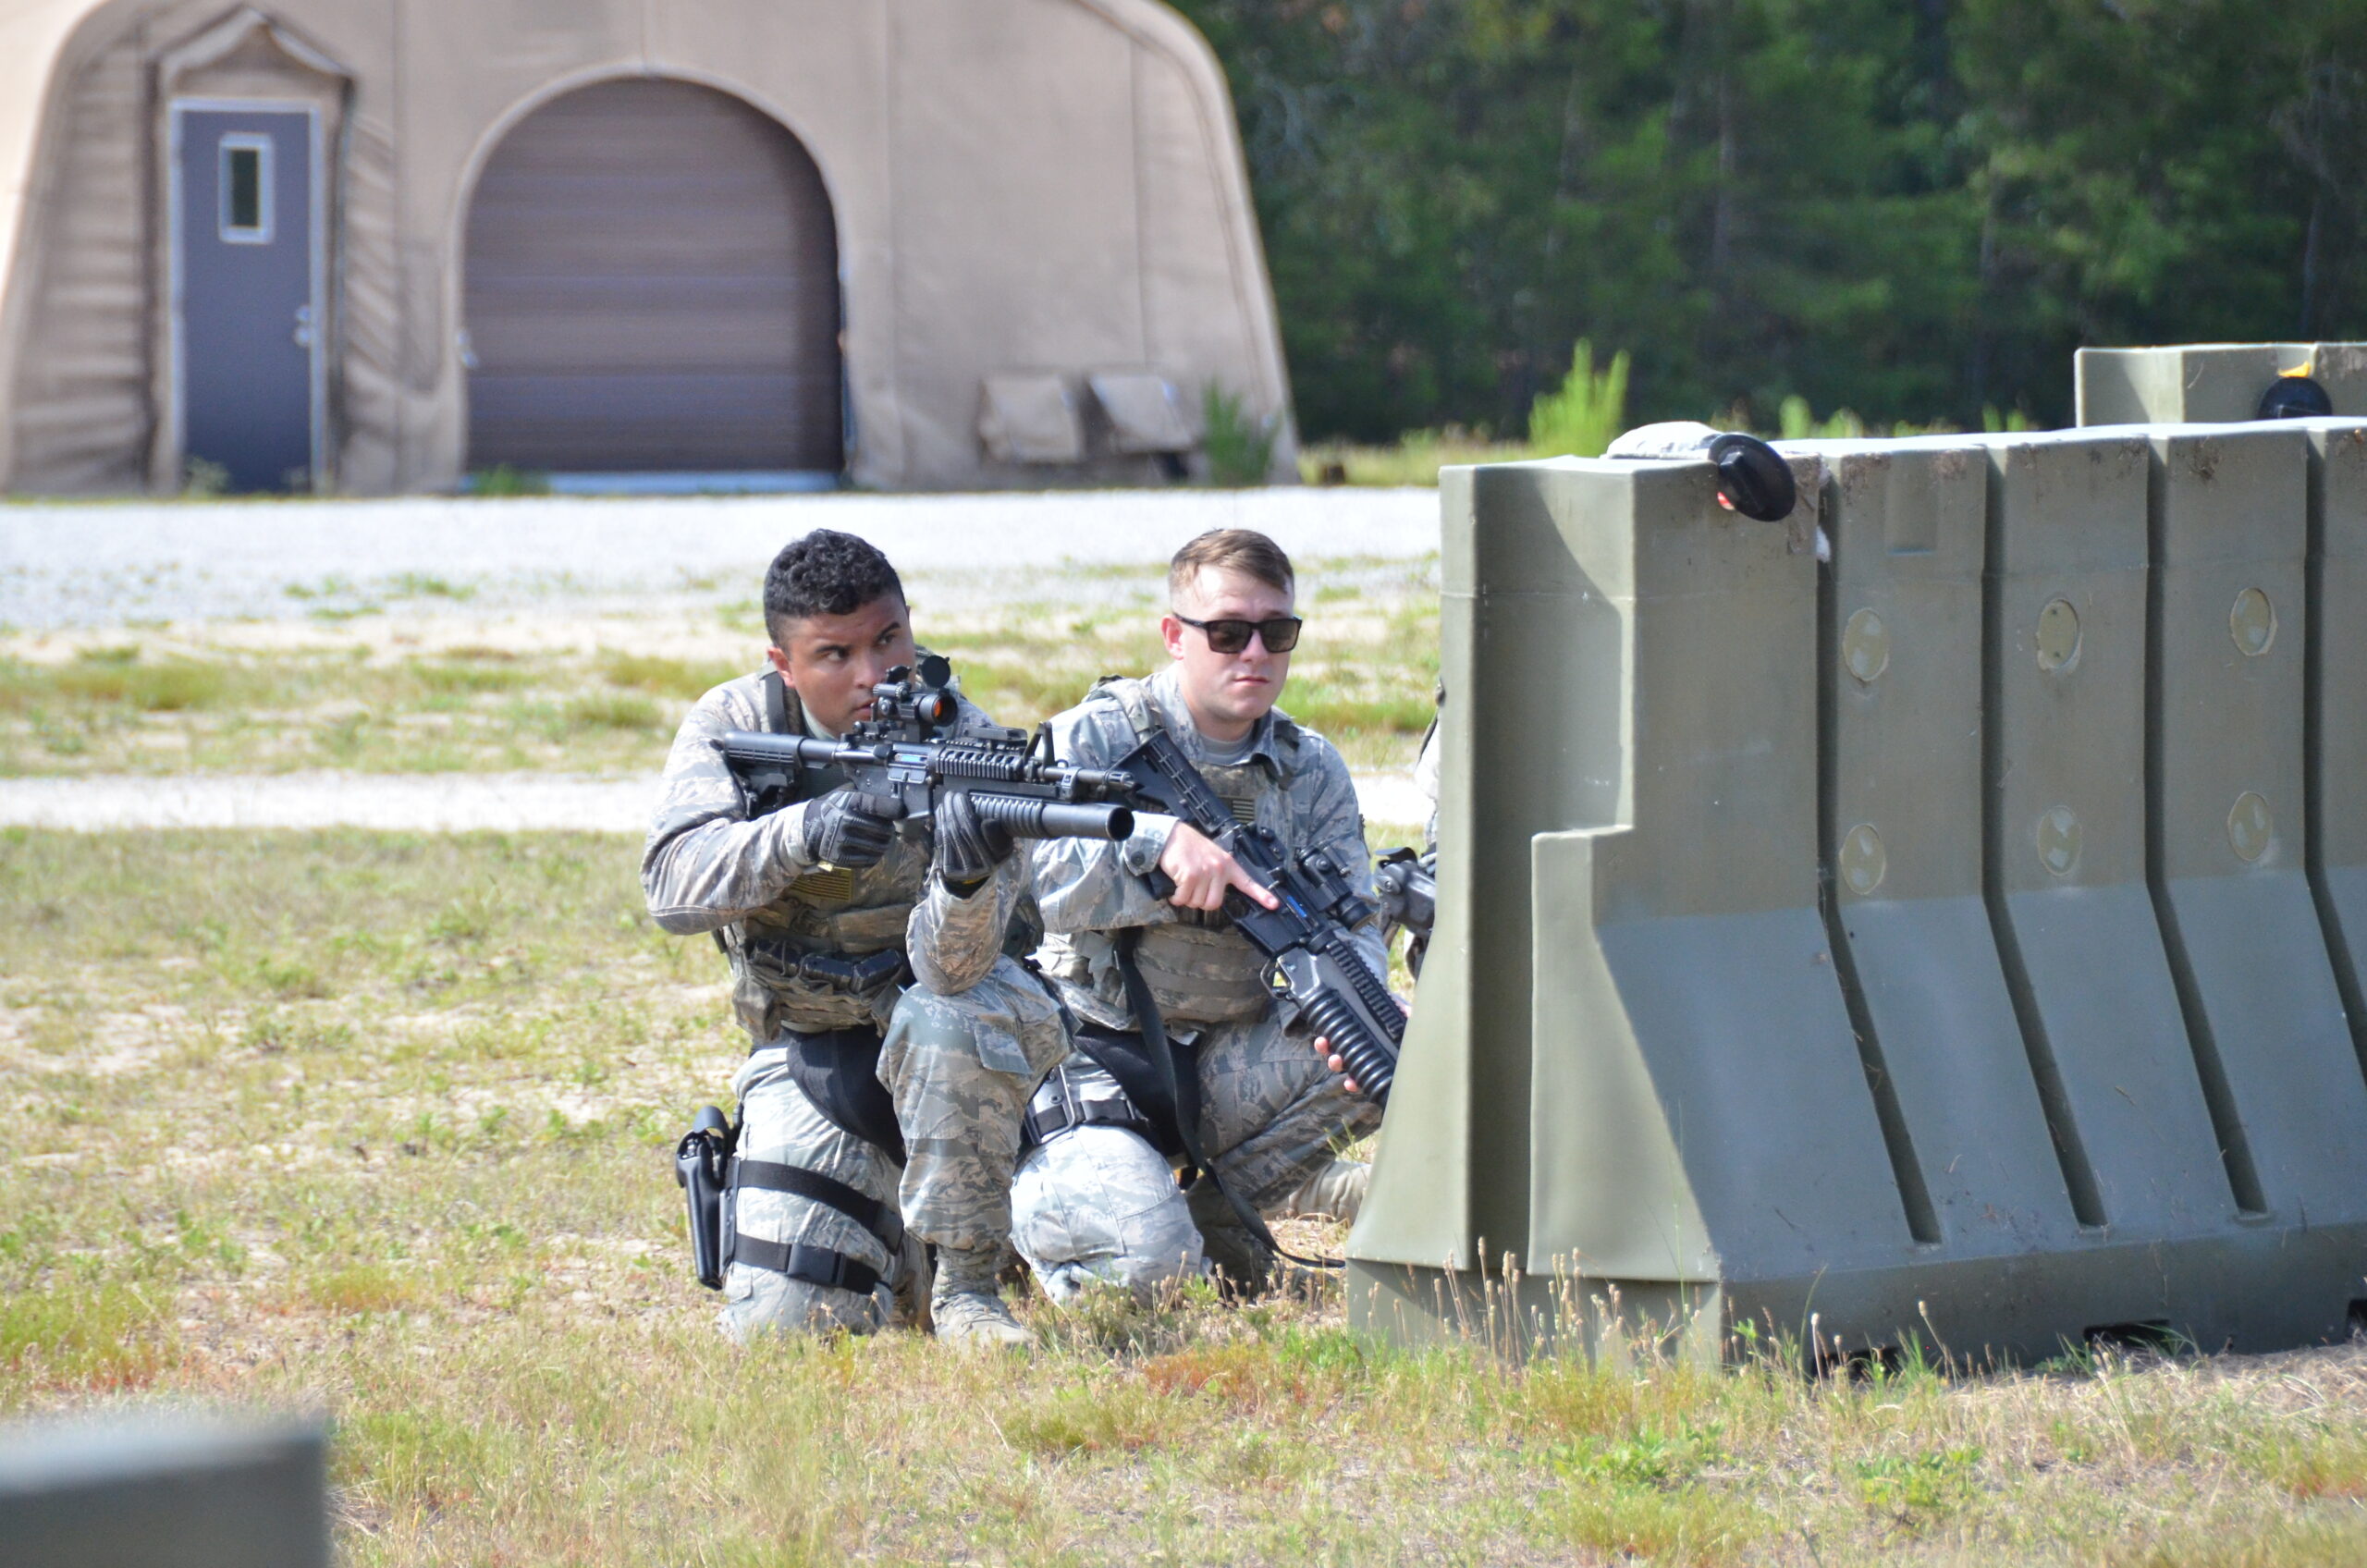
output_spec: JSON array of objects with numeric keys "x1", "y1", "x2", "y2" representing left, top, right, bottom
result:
[{"x1": 1528, "y1": 340, "x2": 1631, "y2": 458}]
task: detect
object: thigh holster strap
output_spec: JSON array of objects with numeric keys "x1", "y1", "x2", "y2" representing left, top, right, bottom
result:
[
  {"x1": 730, "y1": 1158, "x2": 905, "y2": 1255},
  {"x1": 726, "y1": 1235, "x2": 883, "y2": 1296},
  {"x1": 1022, "y1": 1083, "x2": 1159, "y2": 1152}
]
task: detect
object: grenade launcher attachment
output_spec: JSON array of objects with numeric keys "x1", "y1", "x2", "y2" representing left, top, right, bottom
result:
[{"x1": 1115, "y1": 728, "x2": 1405, "y2": 1107}]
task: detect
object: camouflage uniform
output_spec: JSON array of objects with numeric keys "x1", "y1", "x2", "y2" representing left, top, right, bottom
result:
[
  {"x1": 1014, "y1": 668, "x2": 1385, "y2": 1296},
  {"x1": 644, "y1": 668, "x2": 1036, "y2": 1338}
]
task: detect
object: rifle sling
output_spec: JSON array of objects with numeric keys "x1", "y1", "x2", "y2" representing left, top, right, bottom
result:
[{"x1": 1110, "y1": 927, "x2": 1341, "y2": 1272}]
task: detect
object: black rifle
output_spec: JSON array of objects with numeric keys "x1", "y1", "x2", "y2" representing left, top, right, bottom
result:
[
  {"x1": 1116, "y1": 728, "x2": 1404, "y2": 1106},
  {"x1": 718, "y1": 656, "x2": 1137, "y2": 845}
]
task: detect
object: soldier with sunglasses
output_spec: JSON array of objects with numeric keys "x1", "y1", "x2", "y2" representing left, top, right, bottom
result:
[{"x1": 1002, "y1": 528, "x2": 1389, "y2": 1301}]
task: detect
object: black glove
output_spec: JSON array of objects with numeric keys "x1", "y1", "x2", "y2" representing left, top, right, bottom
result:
[
  {"x1": 933, "y1": 791, "x2": 1015, "y2": 888},
  {"x1": 803, "y1": 789, "x2": 899, "y2": 868}
]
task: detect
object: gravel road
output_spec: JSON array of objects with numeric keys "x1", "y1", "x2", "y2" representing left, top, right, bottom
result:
[
  {"x1": 1, "y1": 487, "x2": 1439, "y2": 628},
  {"x1": 3, "y1": 487, "x2": 1441, "y2": 832},
  {"x1": 0, "y1": 770, "x2": 1432, "y2": 835}
]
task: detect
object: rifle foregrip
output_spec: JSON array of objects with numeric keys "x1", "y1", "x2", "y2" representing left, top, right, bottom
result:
[
  {"x1": 1300, "y1": 987, "x2": 1395, "y2": 1108},
  {"x1": 968, "y1": 794, "x2": 1135, "y2": 841}
]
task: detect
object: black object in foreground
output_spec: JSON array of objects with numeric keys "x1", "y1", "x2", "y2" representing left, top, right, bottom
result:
[
  {"x1": 1118, "y1": 728, "x2": 1404, "y2": 1106},
  {"x1": 719, "y1": 657, "x2": 1137, "y2": 845}
]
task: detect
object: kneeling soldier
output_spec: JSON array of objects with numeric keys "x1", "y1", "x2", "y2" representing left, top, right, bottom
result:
[
  {"x1": 1012, "y1": 528, "x2": 1387, "y2": 1300},
  {"x1": 645, "y1": 530, "x2": 1056, "y2": 1346}
]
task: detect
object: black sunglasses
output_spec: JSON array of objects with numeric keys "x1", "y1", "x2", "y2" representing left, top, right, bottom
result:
[{"x1": 1175, "y1": 614, "x2": 1303, "y2": 655}]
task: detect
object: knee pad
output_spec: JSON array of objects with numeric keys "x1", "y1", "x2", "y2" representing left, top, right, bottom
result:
[
  {"x1": 1011, "y1": 1124, "x2": 1201, "y2": 1303},
  {"x1": 717, "y1": 1262, "x2": 894, "y2": 1339}
]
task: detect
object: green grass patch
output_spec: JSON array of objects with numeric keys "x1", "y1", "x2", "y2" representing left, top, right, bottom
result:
[
  {"x1": 595, "y1": 651, "x2": 740, "y2": 699},
  {"x1": 1, "y1": 567, "x2": 1442, "y2": 776},
  {"x1": 0, "y1": 1280, "x2": 173, "y2": 1390}
]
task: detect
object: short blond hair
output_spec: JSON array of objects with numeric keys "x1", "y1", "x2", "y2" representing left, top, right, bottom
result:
[{"x1": 1168, "y1": 529, "x2": 1294, "y2": 606}]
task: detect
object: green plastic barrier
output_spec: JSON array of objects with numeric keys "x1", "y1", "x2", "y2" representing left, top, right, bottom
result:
[{"x1": 1349, "y1": 426, "x2": 2367, "y2": 1366}]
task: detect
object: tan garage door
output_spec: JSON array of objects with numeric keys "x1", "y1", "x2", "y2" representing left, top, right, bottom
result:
[{"x1": 463, "y1": 78, "x2": 842, "y2": 474}]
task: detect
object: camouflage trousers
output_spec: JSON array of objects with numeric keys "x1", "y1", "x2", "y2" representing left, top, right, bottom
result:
[
  {"x1": 1011, "y1": 1009, "x2": 1381, "y2": 1299},
  {"x1": 877, "y1": 955, "x2": 1072, "y2": 1256},
  {"x1": 717, "y1": 1043, "x2": 912, "y2": 1340}
]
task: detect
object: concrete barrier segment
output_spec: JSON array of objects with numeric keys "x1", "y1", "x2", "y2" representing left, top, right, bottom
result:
[
  {"x1": 1966, "y1": 429, "x2": 2232, "y2": 1242},
  {"x1": 2134, "y1": 424, "x2": 2367, "y2": 1232},
  {"x1": 2076, "y1": 341, "x2": 2367, "y2": 426},
  {"x1": 1350, "y1": 450, "x2": 1916, "y2": 1356},
  {"x1": 1787, "y1": 437, "x2": 2076, "y2": 1256},
  {"x1": 2305, "y1": 423, "x2": 2367, "y2": 1097},
  {"x1": 1351, "y1": 431, "x2": 2367, "y2": 1365}
]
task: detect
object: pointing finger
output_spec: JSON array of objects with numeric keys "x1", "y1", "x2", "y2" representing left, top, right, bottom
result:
[{"x1": 1221, "y1": 856, "x2": 1280, "y2": 911}]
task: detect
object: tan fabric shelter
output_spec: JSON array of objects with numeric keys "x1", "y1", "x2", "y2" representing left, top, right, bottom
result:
[{"x1": 0, "y1": 0, "x2": 1294, "y2": 494}]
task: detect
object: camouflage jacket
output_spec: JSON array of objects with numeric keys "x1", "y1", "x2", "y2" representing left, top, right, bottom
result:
[
  {"x1": 641, "y1": 669, "x2": 1024, "y2": 1040},
  {"x1": 1033, "y1": 668, "x2": 1384, "y2": 1033}
]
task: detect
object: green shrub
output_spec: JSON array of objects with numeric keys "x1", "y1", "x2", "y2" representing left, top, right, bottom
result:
[
  {"x1": 1527, "y1": 341, "x2": 1630, "y2": 459},
  {"x1": 1202, "y1": 383, "x2": 1278, "y2": 486},
  {"x1": 1778, "y1": 395, "x2": 1867, "y2": 440},
  {"x1": 470, "y1": 464, "x2": 551, "y2": 497}
]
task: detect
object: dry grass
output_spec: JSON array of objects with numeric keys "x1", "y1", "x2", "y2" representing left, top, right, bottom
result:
[
  {"x1": 6, "y1": 830, "x2": 2367, "y2": 1564},
  {"x1": 0, "y1": 557, "x2": 1441, "y2": 777}
]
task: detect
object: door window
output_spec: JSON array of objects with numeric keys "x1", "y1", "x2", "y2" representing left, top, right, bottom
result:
[{"x1": 218, "y1": 134, "x2": 273, "y2": 244}]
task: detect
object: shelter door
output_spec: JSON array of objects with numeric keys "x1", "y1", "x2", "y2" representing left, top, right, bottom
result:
[
  {"x1": 174, "y1": 104, "x2": 319, "y2": 492},
  {"x1": 464, "y1": 79, "x2": 843, "y2": 474}
]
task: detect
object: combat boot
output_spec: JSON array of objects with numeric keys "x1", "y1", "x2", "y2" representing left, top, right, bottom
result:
[
  {"x1": 890, "y1": 1228, "x2": 935, "y2": 1333},
  {"x1": 930, "y1": 1244, "x2": 1032, "y2": 1350},
  {"x1": 1278, "y1": 1157, "x2": 1370, "y2": 1223}
]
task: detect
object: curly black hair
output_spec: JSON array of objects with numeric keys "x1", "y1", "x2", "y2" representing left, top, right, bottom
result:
[{"x1": 762, "y1": 530, "x2": 905, "y2": 643}]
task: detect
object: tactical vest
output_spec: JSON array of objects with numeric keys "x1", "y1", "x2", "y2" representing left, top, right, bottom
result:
[
  {"x1": 1081, "y1": 675, "x2": 1302, "y2": 1025},
  {"x1": 723, "y1": 669, "x2": 929, "y2": 1040}
]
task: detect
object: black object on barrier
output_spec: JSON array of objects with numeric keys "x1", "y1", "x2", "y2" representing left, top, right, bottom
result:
[
  {"x1": 1603, "y1": 422, "x2": 1798, "y2": 521},
  {"x1": 2258, "y1": 374, "x2": 2335, "y2": 421}
]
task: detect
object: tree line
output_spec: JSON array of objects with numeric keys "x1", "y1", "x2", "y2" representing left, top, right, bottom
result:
[{"x1": 1169, "y1": 0, "x2": 2367, "y2": 440}]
